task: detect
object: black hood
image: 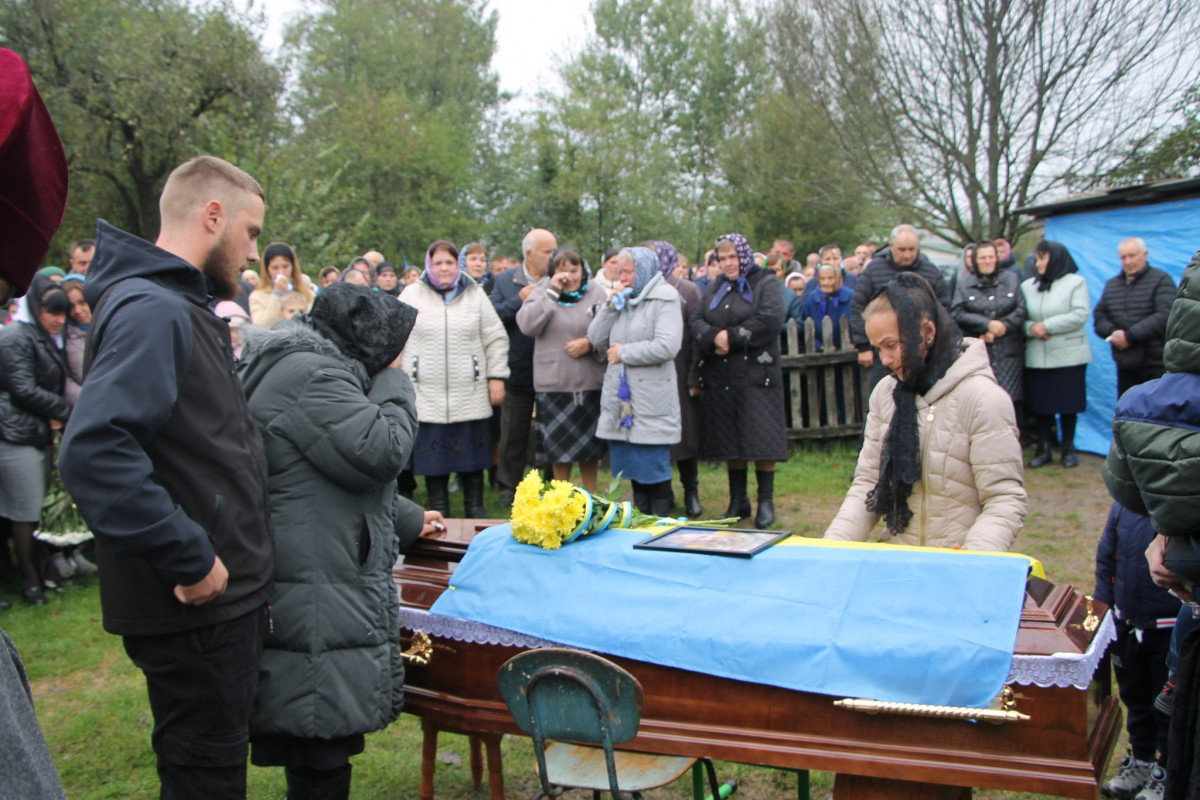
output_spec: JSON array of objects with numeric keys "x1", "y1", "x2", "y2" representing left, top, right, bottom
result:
[
  {"x1": 309, "y1": 282, "x2": 419, "y2": 375},
  {"x1": 23, "y1": 273, "x2": 60, "y2": 320},
  {"x1": 87, "y1": 219, "x2": 213, "y2": 309}
]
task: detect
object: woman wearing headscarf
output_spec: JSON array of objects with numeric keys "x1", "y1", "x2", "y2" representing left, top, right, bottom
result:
[
  {"x1": 398, "y1": 240, "x2": 509, "y2": 516},
  {"x1": 587, "y1": 246, "x2": 683, "y2": 515},
  {"x1": 250, "y1": 242, "x2": 313, "y2": 328},
  {"x1": 951, "y1": 240, "x2": 1027, "y2": 412},
  {"x1": 1021, "y1": 240, "x2": 1092, "y2": 468},
  {"x1": 238, "y1": 283, "x2": 440, "y2": 800},
  {"x1": 824, "y1": 273, "x2": 1027, "y2": 550},
  {"x1": 690, "y1": 233, "x2": 788, "y2": 528},
  {"x1": 0, "y1": 274, "x2": 72, "y2": 605},
  {"x1": 653, "y1": 240, "x2": 705, "y2": 517},
  {"x1": 460, "y1": 242, "x2": 494, "y2": 295},
  {"x1": 516, "y1": 247, "x2": 607, "y2": 491}
]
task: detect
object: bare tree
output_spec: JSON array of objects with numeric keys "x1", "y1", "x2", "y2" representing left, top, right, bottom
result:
[{"x1": 768, "y1": 0, "x2": 1200, "y2": 245}]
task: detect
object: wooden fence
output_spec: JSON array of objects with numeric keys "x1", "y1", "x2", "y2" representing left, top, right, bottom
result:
[{"x1": 780, "y1": 316, "x2": 868, "y2": 441}]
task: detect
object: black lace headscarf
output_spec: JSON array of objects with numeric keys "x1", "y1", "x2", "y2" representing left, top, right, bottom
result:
[{"x1": 864, "y1": 272, "x2": 964, "y2": 537}]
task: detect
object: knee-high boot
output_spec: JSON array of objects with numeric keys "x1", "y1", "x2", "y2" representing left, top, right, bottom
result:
[
  {"x1": 679, "y1": 458, "x2": 702, "y2": 518},
  {"x1": 461, "y1": 471, "x2": 487, "y2": 518},
  {"x1": 425, "y1": 475, "x2": 451, "y2": 516},
  {"x1": 754, "y1": 470, "x2": 776, "y2": 529},
  {"x1": 722, "y1": 468, "x2": 751, "y2": 519},
  {"x1": 650, "y1": 481, "x2": 674, "y2": 518}
]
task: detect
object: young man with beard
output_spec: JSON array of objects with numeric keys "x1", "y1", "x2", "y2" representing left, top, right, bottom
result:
[{"x1": 59, "y1": 155, "x2": 275, "y2": 800}]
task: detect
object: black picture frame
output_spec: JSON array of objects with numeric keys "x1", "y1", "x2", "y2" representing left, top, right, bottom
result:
[{"x1": 633, "y1": 526, "x2": 791, "y2": 558}]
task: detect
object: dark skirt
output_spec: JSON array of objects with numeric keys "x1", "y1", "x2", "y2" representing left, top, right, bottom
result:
[
  {"x1": 698, "y1": 384, "x2": 789, "y2": 462},
  {"x1": 412, "y1": 419, "x2": 493, "y2": 476},
  {"x1": 536, "y1": 391, "x2": 606, "y2": 464},
  {"x1": 609, "y1": 441, "x2": 672, "y2": 484},
  {"x1": 1025, "y1": 365, "x2": 1087, "y2": 416},
  {"x1": 251, "y1": 734, "x2": 365, "y2": 770}
]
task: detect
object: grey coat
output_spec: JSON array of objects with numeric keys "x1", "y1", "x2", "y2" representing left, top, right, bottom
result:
[
  {"x1": 587, "y1": 275, "x2": 683, "y2": 445},
  {"x1": 238, "y1": 320, "x2": 425, "y2": 740}
]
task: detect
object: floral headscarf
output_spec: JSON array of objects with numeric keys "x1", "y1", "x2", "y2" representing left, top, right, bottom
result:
[
  {"x1": 708, "y1": 232, "x2": 756, "y2": 310},
  {"x1": 423, "y1": 240, "x2": 460, "y2": 294},
  {"x1": 655, "y1": 240, "x2": 679, "y2": 278}
]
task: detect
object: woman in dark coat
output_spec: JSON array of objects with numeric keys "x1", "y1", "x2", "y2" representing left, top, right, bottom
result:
[
  {"x1": 690, "y1": 233, "x2": 788, "y2": 528},
  {"x1": 0, "y1": 274, "x2": 72, "y2": 605},
  {"x1": 654, "y1": 240, "x2": 705, "y2": 517},
  {"x1": 951, "y1": 240, "x2": 1027, "y2": 412},
  {"x1": 238, "y1": 283, "x2": 442, "y2": 799}
]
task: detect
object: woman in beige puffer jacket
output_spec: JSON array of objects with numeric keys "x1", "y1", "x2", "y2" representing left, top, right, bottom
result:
[{"x1": 824, "y1": 273, "x2": 1026, "y2": 551}]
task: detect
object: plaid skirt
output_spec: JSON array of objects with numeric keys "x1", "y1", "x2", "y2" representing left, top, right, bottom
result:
[{"x1": 536, "y1": 391, "x2": 606, "y2": 464}]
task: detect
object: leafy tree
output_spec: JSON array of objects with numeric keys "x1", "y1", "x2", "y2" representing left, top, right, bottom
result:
[
  {"x1": 770, "y1": 0, "x2": 1200, "y2": 245},
  {"x1": 0, "y1": 0, "x2": 283, "y2": 249},
  {"x1": 1107, "y1": 87, "x2": 1200, "y2": 185}
]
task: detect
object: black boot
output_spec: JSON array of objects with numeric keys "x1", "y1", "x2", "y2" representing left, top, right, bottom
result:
[
  {"x1": 679, "y1": 458, "x2": 702, "y2": 518},
  {"x1": 1061, "y1": 442, "x2": 1078, "y2": 468},
  {"x1": 650, "y1": 482, "x2": 674, "y2": 518},
  {"x1": 285, "y1": 765, "x2": 352, "y2": 800},
  {"x1": 462, "y1": 471, "x2": 487, "y2": 518},
  {"x1": 1061, "y1": 413, "x2": 1079, "y2": 468},
  {"x1": 425, "y1": 475, "x2": 451, "y2": 517},
  {"x1": 754, "y1": 470, "x2": 776, "y2": 529},
  {"x1": 722, "y1": 468, "x2": 752, "y2": 519},
  {"x1": 1028, "y1": 440, "x2": 1054, "y2": 469},
  {"x1": 631, "y1": 481, "x2": 653, "y2": 515},
  {"x1": 1029, "y1": 416, "x2": 1056, "y2": 468}
]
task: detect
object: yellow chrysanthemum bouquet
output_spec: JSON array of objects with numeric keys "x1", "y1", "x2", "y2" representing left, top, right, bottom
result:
[{"x1": 510, "y1": 471, "x2": 736, "y2": 550}]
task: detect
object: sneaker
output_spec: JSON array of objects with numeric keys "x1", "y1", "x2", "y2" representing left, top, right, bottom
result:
[
  {"x1": 1135, "y1": 766, "x2": 1166, "y2": 800},
  {"x1": 1155, "y1": 681, "x2": 1175, "y2": 717},
  {"x1": 1103, "y1": 754, "x2": 1154, "y2": 798}
]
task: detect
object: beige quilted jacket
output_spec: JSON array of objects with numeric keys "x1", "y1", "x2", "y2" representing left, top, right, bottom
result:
[{"x1": 824, "y1": 338, "x2": 1027, "y2": 550}]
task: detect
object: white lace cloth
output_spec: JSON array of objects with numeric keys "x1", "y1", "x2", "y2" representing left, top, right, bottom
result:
[
  {"x1": 401, "y1": 606, "x2": 1118, "y2": 691},
  {"x1": 1005, "y1": 610, "x2": 1117, "y2": 689}
]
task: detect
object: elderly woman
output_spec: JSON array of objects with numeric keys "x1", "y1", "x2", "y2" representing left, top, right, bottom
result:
[
  {"x1": 238, "y1": 283, "x2": 441, "y2": 799},
  {"x1": 824, "y1": 273, "x2": 1026, "y2": 550},
  {"x1": 250, "y1": 242, "x2": 313, "y2": 328},
  {"x1": 653, "y1": 240, "x2": 705, "y2": 517},
  {"x1": 951, "y1": 240, "x2": 1026, "y2": 413},
  {"x1": 399, "y1": 240, "x2": 509, "y2": 516},
  {"x1": 587, "y1": 246, "x2": 682, "y2": 515},
  {"x1": 1021, "y1": 240, "x2": 1092, "y2": 468},
  {"x1": 690, "y1": 233, "x2": 788, "y2": 528},
  {"x1": 0, "y1": 275, "x2": 73, "y2": 605},
  {"x1": 516, "y1": 247, "x2": 607, "y2": 491}
]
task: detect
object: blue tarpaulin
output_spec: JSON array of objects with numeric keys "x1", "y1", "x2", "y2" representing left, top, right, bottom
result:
[
  {"x1": 1043, "y1": 198, "x2": 1200, "y2": 454},
  {"x1": 430, "y1": 525, "x2": 1029, "y2": 708}
]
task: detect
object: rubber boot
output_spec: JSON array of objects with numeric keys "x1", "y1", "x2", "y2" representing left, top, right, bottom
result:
[
  {"x1": 679, "y1": 458, "x2": 702, "y2": 518},
  {"x1": 285, "y1": 764, "x2": 352, "y2": 800},
  {"x1": 425, "y1": 475, "x2": 451, "y2": 517},
  {"x1": 722, "y1": 468, "x2": 752, "y2": 519},
  {"x1": 754, "y1": 470, "x2": 776, "y2": 529},
  {"x1": 462, "y1": 471, "x2": 487, "y2": 518}
]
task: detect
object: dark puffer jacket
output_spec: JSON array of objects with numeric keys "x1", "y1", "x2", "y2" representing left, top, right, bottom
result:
[
  {"x1": 239, "y1": 303, "x2": 425, "y2": 741},
  {"x1": 951, "y1": 268, "x2": 1027, "y2": 401},
  {"x1": 1104, "y1": 249, "x2": 1200, "y2": 535},
  {"x1": 1094, "y1": 502, "x2": 1181, "y2": 630},
  {"x1": 0, "y1": 274, "x2": 71, "y2": 447},
  {"x1": 1093, "y1": 264, "x2": 1177, "y2": 369},
  {"x1": 850, "y1": 248, "x2": 951, "y2": 351}
]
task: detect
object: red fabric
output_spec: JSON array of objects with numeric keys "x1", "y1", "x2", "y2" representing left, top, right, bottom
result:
[{"x1": 0, "y1": 48, "x2": 68, "y2": 296}]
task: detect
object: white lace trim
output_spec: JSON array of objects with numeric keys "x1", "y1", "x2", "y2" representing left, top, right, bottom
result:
[
  {"x1": 1006, "y1": 610, "x2": 1117, "y2": 689},
  {"x1": 403, "y1": 607, "x2": 1118, "y2": 691}
]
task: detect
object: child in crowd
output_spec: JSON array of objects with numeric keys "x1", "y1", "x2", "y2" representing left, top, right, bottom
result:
[
  {"x1": 1096, "y1": 501, "x2": 1180, "y2": 800},
  {"x1": 215, "y1": 301, "x2": 251, "y2": 359},
  {"x1": 279, "y1": 291, "x2": 308, "y2": 321}
]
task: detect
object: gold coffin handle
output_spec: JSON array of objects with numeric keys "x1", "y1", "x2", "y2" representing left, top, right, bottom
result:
[
  {"x1": 401, "y1": 630, "x2": 433, "y2": 665},
  {"x1": 834, "y1": 694, "x2": 1030, "y2": 724}
]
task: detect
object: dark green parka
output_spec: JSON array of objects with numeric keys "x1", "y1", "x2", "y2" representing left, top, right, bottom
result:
[
  {"x1": 239, "y1": 289, "x2": 423, "y2": 740},
  {"x1": 1103, "y1": 249, "x2": 1200, "y2": 535}
]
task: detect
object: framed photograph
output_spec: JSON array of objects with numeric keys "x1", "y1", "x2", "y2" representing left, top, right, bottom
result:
[{"x1": 633, "y1": 526, "x2": 791, "y2": 558}]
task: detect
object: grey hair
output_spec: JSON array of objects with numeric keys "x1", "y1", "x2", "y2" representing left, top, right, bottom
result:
[
  {"x1": 522, "y1": 230, "x2": 538, "y2": 255},
  {"x1": 1120, "y1": 236, "x2": 1147, "y2": 253},
  {"x1": 889, "y1": 223, "x2": 919, "y2": 243}
]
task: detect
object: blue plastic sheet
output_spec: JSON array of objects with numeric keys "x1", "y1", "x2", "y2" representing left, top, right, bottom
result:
[
  {"x1": 1044, "y1": 199, "x2": 1200, "y2": 454},
  {"x1": 430, "y1": 526, "x2": 1029, "y2": 708}
]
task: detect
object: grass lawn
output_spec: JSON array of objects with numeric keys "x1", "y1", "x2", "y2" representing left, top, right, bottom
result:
[{"x1": 2, "y1": 442, "x2": 1120, "y2": 799}]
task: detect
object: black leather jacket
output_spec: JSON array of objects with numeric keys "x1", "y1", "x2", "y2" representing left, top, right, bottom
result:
[{"x1": 0, "y1": 277, "x2": 71, "y2": 447}]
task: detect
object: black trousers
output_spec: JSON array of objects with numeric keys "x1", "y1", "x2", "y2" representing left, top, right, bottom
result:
[
  {"x1": 123, "y1": 607, "x2": 266, "y2": 800},
  {"x1": 1112, "y1": 622, "x2": 1172, "y2": 764},
  {"x1": 497, "y1": 389, "x2": 536, "y2": 492},
  {"x1": 1118, "y1": 363, "x2": 1166, "y2": 400}
]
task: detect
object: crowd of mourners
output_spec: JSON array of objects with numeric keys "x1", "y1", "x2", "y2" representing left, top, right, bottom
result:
[{"x1": 2, "y1": 148, "x2": 1198, "y2": 800}]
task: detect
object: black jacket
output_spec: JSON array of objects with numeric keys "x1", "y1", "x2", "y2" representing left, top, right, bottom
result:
[
  {"x1": 58, "y1": 220, "x2": 274, "y2": 636},
  {"x1": 950, "y1": 268, "x2": 1027, "y2": 400},
  {"x1": 0, "y1": 275, "x2": 71, "y2": 447},
  {"x1": 490, "y1": 266, "x2": 540, "y2": 393},
  {"x1": 849, "y1": 249, "x2": 951, "y2": 351},
  {"x1": 1094, "y1": 502, "x2": 1181, "y2": 630},
  {"x1": 1092, "y1": 265, "x2": 1177, "y2": 368}
]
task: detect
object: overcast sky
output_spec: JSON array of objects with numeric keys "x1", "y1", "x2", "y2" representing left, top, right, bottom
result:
[{"x1": 253, "y1": 0, "x2": 594, "y2": 105}]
